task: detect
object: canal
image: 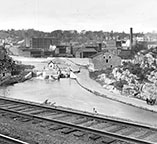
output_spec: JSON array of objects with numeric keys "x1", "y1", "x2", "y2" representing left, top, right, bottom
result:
[{"x1": 0, "y1": 56, "x2": 157, "y2": 127}]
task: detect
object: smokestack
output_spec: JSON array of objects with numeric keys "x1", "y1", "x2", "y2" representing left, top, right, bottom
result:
[
  {"x1": 98, "y1": 43, "x2": 102, "y2": 52},
  {"x1": 130, "y1": 27, "x2": 133, "y2": 49},
  {"x1": 70, "y1": 43, "x2": 73, "y2": 56}
]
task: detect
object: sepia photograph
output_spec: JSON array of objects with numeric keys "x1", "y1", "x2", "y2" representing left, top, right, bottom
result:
[{"x1": 0, "y1": 0, "x2": 157, "y2": 143}]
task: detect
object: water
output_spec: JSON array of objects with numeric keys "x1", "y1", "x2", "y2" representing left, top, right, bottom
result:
[
  {"x1": 1, "y1": 78, "x2": 157, "y2": 127},
  {"x1": 1, "y1": 56, "x2": 157, "y2": 127}
]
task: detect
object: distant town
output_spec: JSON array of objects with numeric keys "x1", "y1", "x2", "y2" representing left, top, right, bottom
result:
[{"x1": 0, "y1": 28, "x2": 157, "y2": 59}]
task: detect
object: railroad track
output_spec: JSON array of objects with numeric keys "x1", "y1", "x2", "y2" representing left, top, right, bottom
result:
[
  {"x1": 0, "y1": 133, "x2": 28, "y2": 144},
  {"x1": 0, "y1": 97, "x2": 156, "y2": 144}
]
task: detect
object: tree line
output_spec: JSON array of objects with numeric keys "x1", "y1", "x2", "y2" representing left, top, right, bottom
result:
[{"x1": 0, "y1": 29, "x2": 145, "y2": 45}]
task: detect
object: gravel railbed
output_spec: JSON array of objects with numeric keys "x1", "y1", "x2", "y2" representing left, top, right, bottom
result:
[{"x1": 0, "y1": 113, "x2": 103, "y2": 144}]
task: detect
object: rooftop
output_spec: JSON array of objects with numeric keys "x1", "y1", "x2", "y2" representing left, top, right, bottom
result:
[{"x1": 81, "y1": 48, "x2": 97, "y2": 52}]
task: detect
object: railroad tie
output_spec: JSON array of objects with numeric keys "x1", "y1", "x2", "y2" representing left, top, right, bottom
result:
[
  {"x1": 48, "y1": 125, "x2": 66, "y2": 131},
  {"x1": 61, "y1": 128, "x2": 77, "y2": 134},
  {"x1": 101, "y1": 136, "x2": 115, "y2": 143},
  {"x1": 73, "y1": 131, "x2": 85, "y2": 137},
  {"x1": 89, "y1": 134, "x2": 101, "y2": 141}
]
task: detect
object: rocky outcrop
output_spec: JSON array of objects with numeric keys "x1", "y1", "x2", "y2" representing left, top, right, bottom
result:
[{"x1": 91, "y1": 52, "x2": 157, "y2": 105}]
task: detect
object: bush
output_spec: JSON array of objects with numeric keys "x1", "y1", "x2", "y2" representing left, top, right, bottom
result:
[
  {"x1": 131, "y1": 42, "x2": 147, "y2": 55},
  {"x1": 113, "y1": 80, "x2": 128, "y2": 91},
  {"x1": 89, "y1": 68, "x2": 113, "y2": 80},
  {"x1": 122, "y1": 62, "x2": 149, "y2": 82}
]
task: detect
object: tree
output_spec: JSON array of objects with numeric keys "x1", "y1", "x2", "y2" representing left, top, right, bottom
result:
[{"x1": 131, "y1": 42, "x2": 147, "y2": 55}]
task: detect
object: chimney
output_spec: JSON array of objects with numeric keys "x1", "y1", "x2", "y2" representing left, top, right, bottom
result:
[
  {"x1": 70, "y1": 43, "x2": 73, "y2": 56},
  {"x1": 130, "y1": 27, "x2": 133, "y2": 49},
  {"x1": 98, "y1": 43, "x2": 102, "y2": 52}
]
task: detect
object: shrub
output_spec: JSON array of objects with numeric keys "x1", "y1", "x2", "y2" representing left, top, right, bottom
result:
[
  {"x1": 89, "y1": 68, "x2": 113, "y2": 80},
  {"x1": 113, "y1": 80, "x2": 128, "y2": 91}
]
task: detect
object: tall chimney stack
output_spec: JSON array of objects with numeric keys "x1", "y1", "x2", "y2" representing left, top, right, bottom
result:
[
  {"x1": 98, "y1": 43, "x2": 102, "y2": 52},
  {"x1": 130, "y1": 27, "x2": 133, "y2": 49}
]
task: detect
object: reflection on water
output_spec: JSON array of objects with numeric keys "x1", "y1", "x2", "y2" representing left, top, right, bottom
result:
[{"x1": 1, "y1": 78, "x2": 157, "y2": 127}]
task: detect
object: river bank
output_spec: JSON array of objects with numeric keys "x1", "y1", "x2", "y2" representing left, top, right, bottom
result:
[
  {"x1": 5, "y1": 56, "x2": 157, "y2": 127},
  {"x1": 65, "y1": 58, "x2": 157, "y2": 114},
  {"x1": 0, "y1": 64, "x2": 34, "y2": 86}
]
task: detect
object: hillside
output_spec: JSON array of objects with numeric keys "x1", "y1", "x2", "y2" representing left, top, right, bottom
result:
[
  {"x1": 89, "y1": 48, "x2": 157, "y2": 105},
  {"x1": 0, "y1": 47, "x2": 34, "y2": 86}
]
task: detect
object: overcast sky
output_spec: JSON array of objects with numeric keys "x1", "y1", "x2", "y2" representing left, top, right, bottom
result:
[{"x1": 0, "y1": 0, "x2": 157, "y2": 33}]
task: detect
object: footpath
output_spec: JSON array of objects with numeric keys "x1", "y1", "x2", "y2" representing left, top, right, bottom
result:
[{"x1": 66, "y1": 58, "x2": 157, "y2": 113}]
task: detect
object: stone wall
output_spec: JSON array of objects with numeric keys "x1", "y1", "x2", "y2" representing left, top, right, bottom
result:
[{"x1": 92, "y1": 52, "x2": 121, "y2": 70}]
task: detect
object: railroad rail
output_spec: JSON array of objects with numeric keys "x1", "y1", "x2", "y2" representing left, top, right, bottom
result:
[
  {"x1": 0, "y1": 97, "x2": 156, "y2": 144},
  {"x1": 0, "y1": 133, "x2": 28, "y2": 144}
]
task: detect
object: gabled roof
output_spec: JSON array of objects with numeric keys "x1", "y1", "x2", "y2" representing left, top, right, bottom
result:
[
  {"x1": 48, "y1": 60, "x2": 55, "y2": 65},
  {"x1": 90, "y1": 50, "x2": 121, "y2": 59},
  {"x1": 90, "y1": 52, "x2": 103, "y2": 58}
]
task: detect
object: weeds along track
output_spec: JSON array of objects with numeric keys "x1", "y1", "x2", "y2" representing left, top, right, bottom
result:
[{"x1": 0, "y1": 97, "x2": 156, "y2": 144}]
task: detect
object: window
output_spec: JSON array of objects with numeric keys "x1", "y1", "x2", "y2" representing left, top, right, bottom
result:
[
  {"x1": 106, "y1": 59, "x2": 108, "y2": 63},
  {"x1": 59, "y1": 47, "x2": 66, "y2": 54}
]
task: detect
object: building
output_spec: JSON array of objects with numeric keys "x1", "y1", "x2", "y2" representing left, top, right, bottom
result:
[
  {"x1": 103, "y1": 38, "x2": 134, "y2": 59},
  {"x1": 121, "y1": 39, "x2": 131, "y2": 49},
  {"x1": 135, "y1": 36, "x2": 146, "y2": 42},
  {"x1": 81, "y1": 47, "x2": 98, "y2": 58},
  {"x1": 20, "y1": 37, "x2": 55, "y2": 57},
  {"x1": 74, "y1": 46, "x2": 99, "y2": 58},
  {"x1": 55, "y1": 45, "x2": 70, "y2": 55},
  {"x1": 31, "y1": 38, "x2": 52, "y2": 50},
  {"x1": 19, "y1": 48, "x2": 54, "y2": 58},
  {"x1": 55, "y1": 45, "x2": 72, "y2": 57},
  {"x1": 91, "y1": 51, "x2": 121, "y2": 71},
  {"x1": 103, "y1": 40, "x2": 121, "y2": 55},
  {"x1": 25, "y1": 37, "x2": 31, "y2": 48},
  {"x1": 147, "y1": 41, "x2": 157, "y2": 49},
  {"x1": 73, "y1": 47, "x2": 82, "y2": 58},
  {"x1": 40, "y1": 61, "x2": 60, "y2": 80},
  {"x1": 48, "y1": 61, "x2": 59, "y2": 70}
]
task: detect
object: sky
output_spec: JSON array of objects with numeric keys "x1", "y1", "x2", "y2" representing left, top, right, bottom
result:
[{"x1": 0, "y1": 0, "x2": 157, "y2": 33}]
